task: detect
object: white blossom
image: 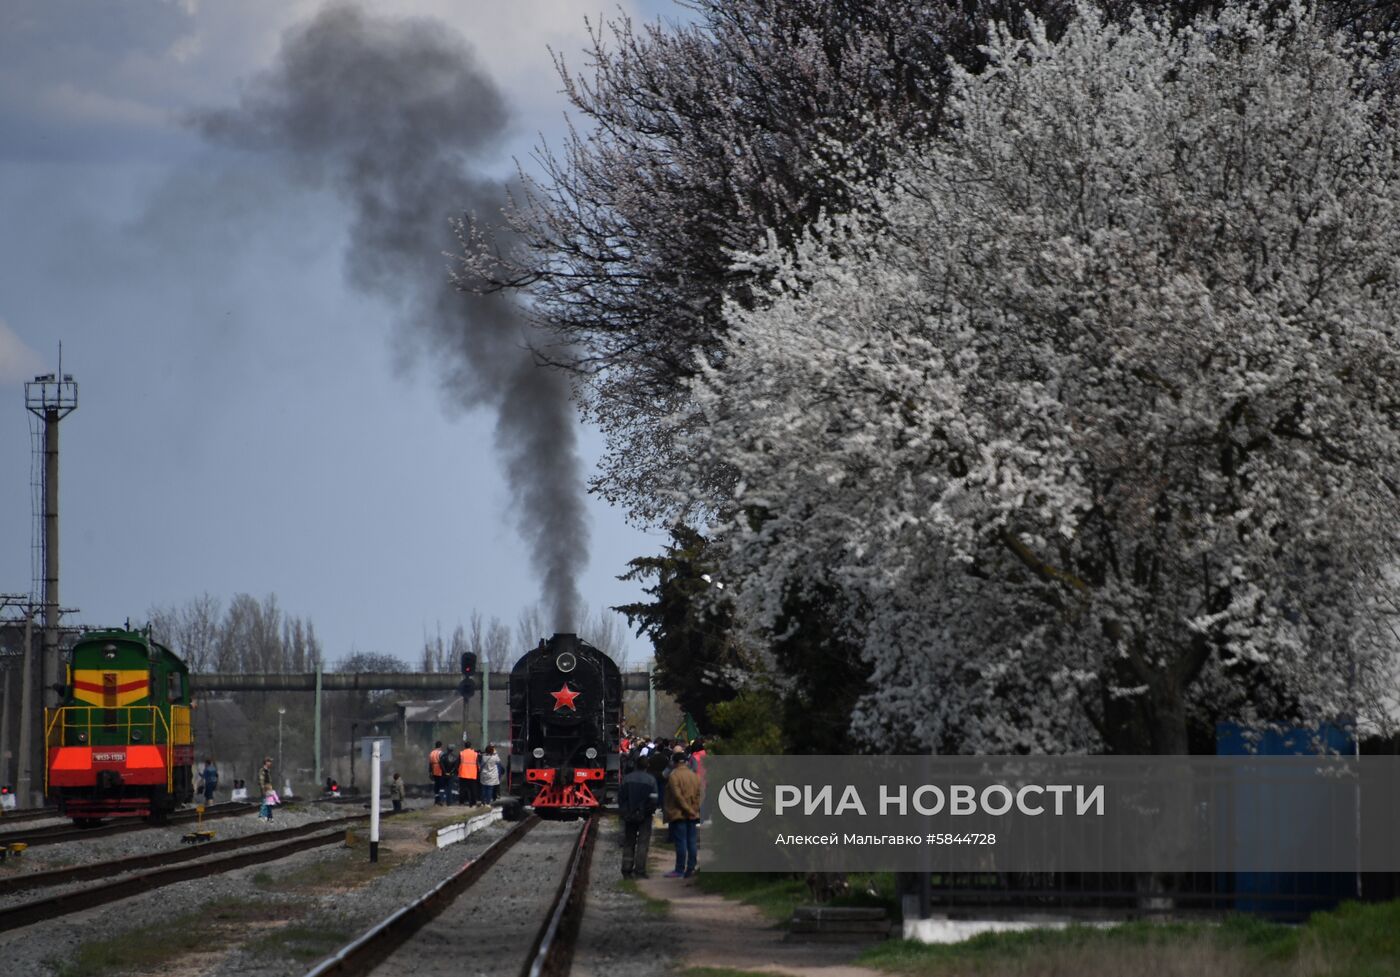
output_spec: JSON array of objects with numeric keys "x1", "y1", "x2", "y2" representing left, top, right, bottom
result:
[{"x1": 671, "y1": 3, "x2": 1400, "y2": 753}]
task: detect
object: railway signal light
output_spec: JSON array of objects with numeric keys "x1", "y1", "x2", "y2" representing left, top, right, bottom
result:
[{"x1": 459, "y1": 651, "x2": 477, "y2": 699}]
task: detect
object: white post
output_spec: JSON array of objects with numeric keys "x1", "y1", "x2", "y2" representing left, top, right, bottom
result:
[{"x1": 369, "y1": 739, "x2": 381, "y2": 863}]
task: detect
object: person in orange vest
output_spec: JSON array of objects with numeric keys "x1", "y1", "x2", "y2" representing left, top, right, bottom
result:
[
  {"x1": 690, "y1": 739, "x2": 708, "y2": 795},
  {"x1": 459, "y1": 739, "x2": 480, "y2": 806},
  {"x1": 428, "y1": 741, "x2": 445, "y2": 806}
]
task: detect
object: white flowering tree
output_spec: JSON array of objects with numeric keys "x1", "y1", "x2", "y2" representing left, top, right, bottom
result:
[{"x1": 676, "y1": 4, "x2": 1400, "y2": 753}]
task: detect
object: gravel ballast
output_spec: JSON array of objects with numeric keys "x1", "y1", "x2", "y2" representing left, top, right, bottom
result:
[{"x1": 0, "y1": 803, "x2": 684, "y2": 977}]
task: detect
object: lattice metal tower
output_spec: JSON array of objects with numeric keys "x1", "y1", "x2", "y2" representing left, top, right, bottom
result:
[{"x1": 25, "y1": 363, "x2": 77, "y2": 754}]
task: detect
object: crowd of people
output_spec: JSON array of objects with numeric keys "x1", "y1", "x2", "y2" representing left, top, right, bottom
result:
[
  {"x1": 419, "y1": 728, "x2": 711, "y2": 880},
  {"x1": 617, "y1": 736, "x2": 708, "y2": 880},
  {"x1": 208, "y1": 725, "x2": 710, "y2": 881},
  {"x1": 425, "y1": 738, "x2": 506, "y2": 806}
]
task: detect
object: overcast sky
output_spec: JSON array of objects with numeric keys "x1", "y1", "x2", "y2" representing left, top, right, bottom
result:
[{"x1": 0, "y1": 0, "x2": 682, "y2": 667}]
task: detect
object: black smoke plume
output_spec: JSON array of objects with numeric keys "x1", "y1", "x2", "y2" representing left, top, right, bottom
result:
[{"x1": 195, "y1": 2, "x2": 585, "y2": 629}]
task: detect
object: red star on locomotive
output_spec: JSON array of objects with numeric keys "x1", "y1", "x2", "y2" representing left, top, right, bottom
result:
[{"x1": 550, "y1": 684, "x2": 581, "y2": 711}]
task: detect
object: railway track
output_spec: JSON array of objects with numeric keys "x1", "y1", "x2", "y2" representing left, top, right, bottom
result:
[
  {"x1": 0, "y1": 807, "x2": 60, "y2": 825},
  {"x1": 521, "y1": 814, "x2": 599, "y2": 977},
  {"x1": 0, "y1": 811, "x2": 380, "y2": 897},
  {"x1": 0, "y1": 811, "x2": 391, "y2": 933},
  {"x1": 303, "y1": 814, "x2": 600, "y2": 977},
  {"x1": 0, "y1": 802, "x2": 256, "y2": 848}
]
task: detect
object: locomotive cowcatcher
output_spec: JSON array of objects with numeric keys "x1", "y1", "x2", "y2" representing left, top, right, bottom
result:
[
  {"x1": 509, "y1": 632, "x2": 621, "y2": 818},
  {"x1": 44, "y1": 627, "x2": 195, "y2": 823}
]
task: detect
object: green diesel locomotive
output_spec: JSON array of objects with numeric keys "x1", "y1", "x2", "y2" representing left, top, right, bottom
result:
[{"x1": 44, "y1": 627, "x2": 195, "y2": 822}]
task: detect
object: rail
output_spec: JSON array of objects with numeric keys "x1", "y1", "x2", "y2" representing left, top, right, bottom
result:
[
  {"x1": 522, "y1": 814, "x2": 599, "y2": 977},
  {"x1": 0, "y1": 821, "x2": 355, "y2": 933},
  {"x1": 303, "y1": 815, "x2": 540, "y2": 977}
]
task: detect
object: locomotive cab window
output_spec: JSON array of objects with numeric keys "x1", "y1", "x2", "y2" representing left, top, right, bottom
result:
[{"x1": 167, "y1": 671, "x2": 183, "y2": 703}]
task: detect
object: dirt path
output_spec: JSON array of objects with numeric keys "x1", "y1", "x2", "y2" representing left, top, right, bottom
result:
[{"x1": 635, "y1": 845, "x2": 887, "y2": 977}]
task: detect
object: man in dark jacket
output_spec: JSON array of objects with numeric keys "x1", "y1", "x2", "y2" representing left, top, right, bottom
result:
[
  {"x1": 199, "y1": 758, "x2": 219, "y2": 806},
  {"x1": 618, "y1": 756, "x2": 660, "y2": 878},
  {"x1": 440, "y1": 743, "x2": 460, "y2": 806}
]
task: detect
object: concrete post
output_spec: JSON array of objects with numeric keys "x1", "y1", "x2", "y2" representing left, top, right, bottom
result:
[
  {"x1": 17, "y1": 610, "x2": 35, "y2": 807},
  {"x1": 313, "y1": 659, "x2": 322, "y2": 790},
  {"x1": 41, "y1": 410, "x2": 60, "y2": 715},
  {"x1": 0, "y1": 663, "x2": 10, "y2": 789},
  {"x1": 647, "y1": 660, "x2": 656, "y2": 737},
  {"x1": 369, "y1": 739, "x2": 381, "y2": 863},
  {"x1": 481, "y1": 666, "x2": 489, "y2": 747}
]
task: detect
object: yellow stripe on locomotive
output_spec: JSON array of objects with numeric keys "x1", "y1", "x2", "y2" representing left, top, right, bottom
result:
[{"x1": 69, "y1": 668, "x2": 150, "y2": 707}]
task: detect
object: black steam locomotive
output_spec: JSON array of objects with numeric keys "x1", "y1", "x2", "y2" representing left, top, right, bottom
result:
[{"x1": 508, "y1": 633, "x2": 621, "y2": 817}]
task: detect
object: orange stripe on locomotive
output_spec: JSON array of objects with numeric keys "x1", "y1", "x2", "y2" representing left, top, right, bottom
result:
[
  {"x1": 70, "y1": 668, "x2": 149, "y2": 707},
  {"x1": 47, "y1": 745, "x2": 171, "y2": 787}
]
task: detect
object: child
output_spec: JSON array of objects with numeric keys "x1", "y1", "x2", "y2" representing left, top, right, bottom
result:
[{"x1": 389, "y1": 772, "x2": 406, "y2": 812}]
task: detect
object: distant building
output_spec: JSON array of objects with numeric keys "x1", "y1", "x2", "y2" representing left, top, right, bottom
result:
[{"x1": 376, "y1": 683, "x2": 511, "y2": 777}]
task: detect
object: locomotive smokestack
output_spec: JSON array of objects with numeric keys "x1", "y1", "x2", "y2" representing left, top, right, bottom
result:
[{"x1": 193, "y1": 3, "x2": 586, "y2": 627}]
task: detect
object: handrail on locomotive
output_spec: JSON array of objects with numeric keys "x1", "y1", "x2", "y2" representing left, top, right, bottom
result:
[{"x1": 44, "y1": 706, "x2": 180, "y2": 795}]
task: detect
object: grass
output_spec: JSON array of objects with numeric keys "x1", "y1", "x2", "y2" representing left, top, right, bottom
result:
[
  {"x1": 253, "y1": 839, "x2": 406, "y2": 893},
  {"x1": 859, "y1": 899, "x2": 1400, "y2": 977},
  {"x1": 50, "y1": 835, "x2": 416, "y2": 975},
  {"x1": 255, "y1": 921, "x2": 356, "y2": 963},
  {"x1": 52, "y1": 896, "x2": 353, "y2": 976},
  {"x1": 691, "y1": 872, "x2": 809, "y2": 921},
  {"x1": 692, "y1": 871, "x2": 899, "y2": 923},
  {"x1": 618, "y1": 876, "x2": 671, "y2": 916},
  {"x1": 51, "y1": 898, "x2": 285, "y2": 977}
]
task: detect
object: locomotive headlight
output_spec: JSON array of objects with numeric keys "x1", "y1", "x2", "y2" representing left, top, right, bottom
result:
[
  {"x1": 585, "y1": 748, "x2": 598, "y2": 760},
  {"x1": 77, "y1": 732, "x2": 87, "y2": 743},
  {"x1": 555, "y1": 651, "x2": 577, "y2": 673},
  {"x1": 532, "y1": 747, "x2": 545, "y2": 759},
  {"x1": 132, "y1": 729, "x2": 144, "y2": 742}
]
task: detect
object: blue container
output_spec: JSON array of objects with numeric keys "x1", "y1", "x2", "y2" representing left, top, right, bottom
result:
[{"x1": 1216, "y1": 722, "x2": 1357, "y2": 916}]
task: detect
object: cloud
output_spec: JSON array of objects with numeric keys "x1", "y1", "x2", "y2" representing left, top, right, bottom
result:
[
  {"x1": 0, "y1": 0, "x2": 648, "y2": 165},
  {"x1": 36, "y1": 82, "x2": 172, "y2": 129},
  {"x1": 0, "y1": 317, "x2": 44, "y2": 385}
]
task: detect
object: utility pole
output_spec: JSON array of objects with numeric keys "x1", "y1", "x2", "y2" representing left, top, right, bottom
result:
[
  {"x1": 0, "y1": 595, "x2": 31, "y2": 797},
  {"x1": 277, "y1": 706, "x2": 286, "y2": 789},
  {"x1": 647, "y1": 659, "x2": 657, "y2": 737},
  {"x1": 16, "y1": 606, "x2": 35, "y2": 807},
  {"x1": 314, "y1": 659, "x2": 322, "y2": 791},
  {"x1": 481, "y1": 666, "x2": 489, "y2": 747},
  {"x1": 0, "y1": 660, "x2": 9, "y2": 786}
]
